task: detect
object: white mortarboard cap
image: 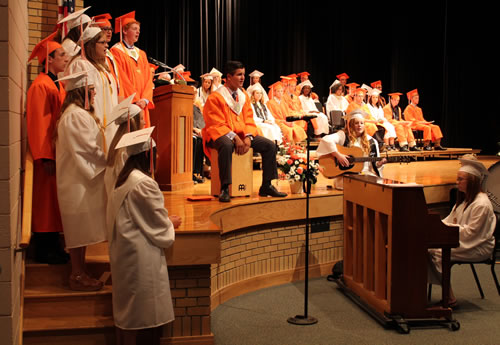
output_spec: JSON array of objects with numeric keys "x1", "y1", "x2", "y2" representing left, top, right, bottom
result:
[
  {"x1": 58, "y1": 7, "x2": 92, "y2": 30},
  {"x1": 61, "y1": 39, "x2": 81, "y2": 57},
  {"x1": 330, "y1": 79, "x2": 341, "y2": 89},
  {"x1": 347, "y1": 109, "x2": 368, "y2": 121},
  {"x1": 172, "y1": 64, "x2": 185, "y2": 73},
  {"x1": 200, "y1": 73, "x2": 213, "y2": 80},
  {"x1": 115, "y1": 126, "x2": 156, "y2": 155},
  {"x1": 210, "y1": 67, "x2": 222, "y2": 77},
  {"x1": 458, "y1": 155, "x2": 489, "y2": 179},
  {"x1": 106, "y1": 93, "x2": 137, "y2": 126},
  {"x1": 246, "y1": 82, "x2": 263, "y2": 95},
  {"x1": 56, "y1": 69, "x2": 94, "y2": 91},
  {"x1": 361, "y1": 84, "x2": 372, "y2": 92},
  {"x1": 248, "y1": 70, "x2": 264, "y2": 78},
  {"x1": 80, "y1": 27, "x2": 102, "y2": 44},
  {"x1": 298, "y1": 80, "x2": 313, "y2": 90},
  {"x1": 368, "y1": 88, "x2": 382, "y2": 97}
]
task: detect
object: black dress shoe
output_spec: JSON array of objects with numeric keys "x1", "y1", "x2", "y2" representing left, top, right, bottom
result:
[
  {"x1": 218, "y1": 187, "x2": 231, "y2": 202},
  {"x1": 434, "y1": 145, "x2": 447, "y2": 151},
  {"x1": 259, "y1": 185, "x2": 287, "y2": 197},
  {"x1": 409, "y1": 145, "x2": 421, "y2": 151},
  {"x1": 399, "y1": 145, "x2": 409, "y2": 152}
]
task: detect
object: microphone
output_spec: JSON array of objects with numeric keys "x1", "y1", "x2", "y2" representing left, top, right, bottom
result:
[
  {"x1": 286, "y1": 114, "x2": 318, "y2": 122},
  {"x1": 148, "y1": 57, "x2": 185, "y2": 82}
]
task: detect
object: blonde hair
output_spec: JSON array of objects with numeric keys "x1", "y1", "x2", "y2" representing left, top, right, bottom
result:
[{"x1": 346, "y1": 118, "x2": 370, "y2": 155}]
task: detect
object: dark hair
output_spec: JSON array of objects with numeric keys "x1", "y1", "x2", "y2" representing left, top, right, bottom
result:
[
  {"x1": 115, "y1": 147, "x2": 157, "y2": 188},
  {"x1": 224, "y1": 60, "x2": 245, "y2": 76},
  {"x1": 455, "y1": 173, "x2": 482, "y2": 210},
  {"x1": 60, "y1": 86, "x2": 95, "y2": 115},
  {"x1": 300, "y1": 85, "x2": 311, "y2": 97},
  {"x1": 330, "y1": 83, "x2": 343, "y2": 94},
  {"x1": 66, "y1": 23, "x2": 88, "y2": 43}
]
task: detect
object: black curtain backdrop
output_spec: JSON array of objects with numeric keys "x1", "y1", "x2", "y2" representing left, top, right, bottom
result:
[{"x1": 85, "y1": 0, "x2": 494, "y2": 153}]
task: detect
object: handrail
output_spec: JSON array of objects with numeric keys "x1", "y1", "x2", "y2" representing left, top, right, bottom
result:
[{"x1": 19, "y1": 149, "x2": 34, "y2": 249}]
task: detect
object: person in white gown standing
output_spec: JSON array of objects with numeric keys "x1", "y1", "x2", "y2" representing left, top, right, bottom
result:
[
  {"x1": 107, "y1": 128, "x2": 182, "y2": 345},
  {"x1": 56, "y1": 70, "x2": 107, "y2": 291}
]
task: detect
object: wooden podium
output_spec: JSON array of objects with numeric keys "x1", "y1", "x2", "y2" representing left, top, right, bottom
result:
[{"x1": 150, "y1": 84, "x2": 194, "y2": 191}]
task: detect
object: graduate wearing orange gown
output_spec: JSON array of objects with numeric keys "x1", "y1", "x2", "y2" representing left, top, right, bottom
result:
[
  {"x1": 403, "y1": 89, "x2": 445, "y2": 150},
  {"x1": 345, "y1": 88, "x2": 378, "y2": 137},
  {"x1": 266, "y1": 82, "x2": 307, "y2": 143},
  {"x1": 110, "y1": 12, "x2": 154, "y2": 127},
  {"x1": 26, "y1": 33, "x2": 68, "y2": 263},
  {"x1": 383, "y1": 92, "x2": 420, "y2": 152}
]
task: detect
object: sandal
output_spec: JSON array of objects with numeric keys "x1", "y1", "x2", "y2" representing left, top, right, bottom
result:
[{"x1": 69, "y1": 273, "x2": 103, "y2": 292}]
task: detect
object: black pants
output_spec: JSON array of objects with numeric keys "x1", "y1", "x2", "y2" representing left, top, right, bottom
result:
[
  {"x1": 193, "y1": 136, "x2": 204, "y2": 175},
  {"x1": 208, "y1": 135, "x2": 278, "y2": 186}
]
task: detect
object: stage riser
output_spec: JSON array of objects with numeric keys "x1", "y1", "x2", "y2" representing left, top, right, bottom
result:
[
  {"x1": 25, "y1": 262, "x2": 111, "y2": 288},
  {"x1": 23, "y1": 329, "x2": 115, "y2": 345}
]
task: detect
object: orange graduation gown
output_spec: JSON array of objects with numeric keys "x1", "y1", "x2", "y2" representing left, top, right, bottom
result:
[
  {"x1": 26, "y1": 73, "x2": 64, "y2": 233},
  {"x1": 110, "y1": 42, "x2": 154, "y2": 127},
  {"x1": 267, "y1": 98, "x2": 307, "y2": 143},
  {"x1": 403, "y1": 104, "x2": 443, "y2": 142},
  {"x1": 202, "y1": 88, "x2": 259, "y2": 159},
  {"x1": 382, "y1": 104, "x2": 415, "y2": 144},
  {"x1": 345, "y1": 102, "x2": 378, "y2": 137}
]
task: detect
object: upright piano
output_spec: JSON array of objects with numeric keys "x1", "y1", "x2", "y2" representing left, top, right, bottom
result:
[{"x1": 337, "y1": 174, "x2": 460, "y2": 333}]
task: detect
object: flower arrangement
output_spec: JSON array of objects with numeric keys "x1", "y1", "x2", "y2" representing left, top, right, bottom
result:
[{"x1": 277, "y1": 143, "x2": 320, "y2": 184}]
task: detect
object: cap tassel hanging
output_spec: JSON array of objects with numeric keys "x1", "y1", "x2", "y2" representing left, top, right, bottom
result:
[
  {"x1": 149, "y1": 138, "x2": 154, "y2": 179},
  {"x1": 80, "y1": 18, "x2": 86, "y2": 60},
  {"x1": 84, "y1": 77, "x2": 89, "y2": 110},
  {"x1": 45, "y1": 42, "x2": 49, "y2": 74},
  {"x1": 127, "y1": 108, "x2": 131, "y2": 132}
]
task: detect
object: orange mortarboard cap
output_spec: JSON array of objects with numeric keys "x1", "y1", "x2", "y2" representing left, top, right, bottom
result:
[
  {"x1": 180, "y1": 71, "x2": 195, "y2": 82},
  {"x1": 346, "y1": 82, "x2": 359, "y2": 90},
  {"x1": 114, "y1": 11, "x2": 136, "y2": 34},
  {"x1": 93, "y1": 13, "x2": 112, "y2": 28},
  {"x1": 388, "y1": 92, "x2": 402, "y2": 98},
  {"x1": 269, "y1": 81, "x2": 284, "y2": 91},
  {"x1": 370, "y1": 80, "x2": 382, "y2": 88},
  {"x1": 336, "y1": 73, "x2": 349, "y2": 80},
  {"x1": 297, "y1": 71, "x2": 310, "y2": 77},
  {"x1": 286, "y1": 74, "x2": 297, "y2": 79},
  {"x1": 28, "y1": 32, "x2": 62, "y2": 74},
  {"x1": 406, "y1": 88, "x2": 419, "y2": 100},
  {"x1": 149, "y1": 63, "x2": 159, "y2": 71},
  {"x1": 354, "y1": 87, "x2": 367, "y2": 95}
]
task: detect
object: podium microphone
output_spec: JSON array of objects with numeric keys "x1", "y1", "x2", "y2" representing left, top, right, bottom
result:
[
  {"x1": 286, "y1": 114, "x2": 317, "y2": 122},
  {"x1": 148, "y1": 56, "x2": 185, "y2": 82}
]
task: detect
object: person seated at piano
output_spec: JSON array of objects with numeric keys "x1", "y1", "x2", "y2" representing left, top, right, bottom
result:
[
  {"x1": 428, "y1": 156, "x2": 496, "y2": 308},
  {"x1": 346, "y1": 88, "x2": 385, "y2": 147},
  {"x1": 383, "y1": 92, "x2": 420, "y2": 152},
  {"x1": 403, "y1": 88, "x2": 446, "y2": 151},
  {"x1": 316, "y1": 110, "x2": 387, "y2": 190},
  {"x1": 326, "y1": 80, "x2": 349, "y2": 116},
  {"x1": 267, "y1": 81, "x2": 307, "y2": 144},
  {"x1": 247, "y1": 83, "x2": 282, "y2": 145},
  {"x1": 196, "y1": 73, "x2": 213, "y2": 110},
  {"x1": 298, "y1": 80, "x2": 330, "y2": 136},
  {"x1": 202, "y1": 60, "x2": 287, "y2": 202},
  {"x1": 367, "y1": 88, "x2": 397, "y2": 151}
]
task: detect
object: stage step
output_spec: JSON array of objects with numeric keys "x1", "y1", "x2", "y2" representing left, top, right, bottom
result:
[{"x1": 23, "y1": 244, "x2": 115, "y2": 344}]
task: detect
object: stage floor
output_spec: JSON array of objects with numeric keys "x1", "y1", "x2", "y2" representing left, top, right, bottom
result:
[{"x1": 164, "y1": 156, "x2": 499, "y2": 232}]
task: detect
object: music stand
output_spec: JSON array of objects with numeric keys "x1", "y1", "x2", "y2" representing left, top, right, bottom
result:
[{"x1": 287, "y1": 116, "x2": 318, "y2": 326}]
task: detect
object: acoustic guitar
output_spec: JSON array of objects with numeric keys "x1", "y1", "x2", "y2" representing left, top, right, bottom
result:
[{"x1": 318, "y1": 145, "x2": 413, "y2": 178}]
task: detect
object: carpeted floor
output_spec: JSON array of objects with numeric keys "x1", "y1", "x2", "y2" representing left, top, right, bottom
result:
[{"x1": 212, "y1": 264, "x2": 500, "y2": 345}]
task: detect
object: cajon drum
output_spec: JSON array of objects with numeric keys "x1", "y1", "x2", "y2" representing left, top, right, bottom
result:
[{"x1": 210, "y1": 148, "x2": 253, "y2": 197}]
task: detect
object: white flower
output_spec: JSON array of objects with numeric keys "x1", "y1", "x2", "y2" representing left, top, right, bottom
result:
[
  {"x1": 295, "y1": 174, "x2": 301, "y2": 181},
  {"x1": 294, "y1": 160, "x2": 299, "y2": 165},
  {"x1": 285, "y1": 174, "x2": 290, "y2": 180}
]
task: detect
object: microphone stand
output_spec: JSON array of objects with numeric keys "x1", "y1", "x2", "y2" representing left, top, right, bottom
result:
[
  {"x1": 287, "y1": 116, "x2": 318, "y2": 326},
  {"x1": 148, "y1": 56, "x2": 185, "y2": 82}
]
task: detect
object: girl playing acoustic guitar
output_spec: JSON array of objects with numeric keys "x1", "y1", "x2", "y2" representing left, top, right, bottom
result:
[{"x1": 316, "y1": 110, "x2": 387, "y2": 190}]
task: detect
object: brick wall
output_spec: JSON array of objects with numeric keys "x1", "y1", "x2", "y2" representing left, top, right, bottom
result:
[
  {"x1": 211, "y1": 217, "x2": 344, "y2": 301},
  {"x1": 27, "y1": 0, "x2": 84, "y2": 83}
]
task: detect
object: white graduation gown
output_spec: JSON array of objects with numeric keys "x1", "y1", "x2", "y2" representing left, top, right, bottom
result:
[
  {"x1": 428, "y1": 192, "x2": 496, "y2": 284},
  {"x1": 367, "y1": 103, "x2": 397, "y2": 139},
  {"x1": 56, "y1": 104, "x2": 107, "y2": 248},
  {"x1": 65, "y1": 57, "x2": 119, "y2": 150},
  {"x1": 251, "y1": 103, "x2": 282, "y2": 143},
  {"x1": 325, "y1": 94, "x2": 349, "y2": 115},
  {"x1": 106, "y1": 169, "x2": 175, "y2": 330},
  {"x1": 299, "y1": 95, "x2": 329, "y2": 135},
  {"x1": 103, "y1": 149, "x2": 128, "y2": 198}
]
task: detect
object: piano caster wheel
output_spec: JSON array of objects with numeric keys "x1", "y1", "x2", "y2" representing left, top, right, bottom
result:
[{"x1": 450, "y1": 321, "x2": 460, "y2": 331}]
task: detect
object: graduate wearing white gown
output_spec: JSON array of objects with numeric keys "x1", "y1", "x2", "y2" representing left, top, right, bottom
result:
[
  {"x1": 428, "y1": 157, "x2": 496, "y2": 306},
  {"x1": 248, "y1": 83, "x2": 282, "y2": 144},
  {"x1": 325, "y1": 80, "x2": 349, "y2": 116},
  {"x1": 298, "y1": 80, "x2": 329, "y2": 135},
  {"x1": 56, "y1": 70, "x2": 107, "y2": 291},
  {"x1": 106, "y1": 128, "x2": 181, "y2": 340},
  {"x1": 65, "y1": 26, "x2": 119, "y2": 151}
]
